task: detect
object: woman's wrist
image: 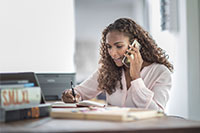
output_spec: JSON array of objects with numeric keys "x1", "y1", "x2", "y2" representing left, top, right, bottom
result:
[{"x1": 131, "y1": 73, "x2": 141, "y2": 80}]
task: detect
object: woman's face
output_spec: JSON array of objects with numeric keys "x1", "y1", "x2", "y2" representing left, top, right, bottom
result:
[{"x1": 106, "y1": 31, "x2": 129, "y2": 67}]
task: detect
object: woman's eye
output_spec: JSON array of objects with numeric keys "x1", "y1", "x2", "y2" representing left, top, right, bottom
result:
[{"x1": 117, "y1": 46, "x2": 122, "y2": 48}]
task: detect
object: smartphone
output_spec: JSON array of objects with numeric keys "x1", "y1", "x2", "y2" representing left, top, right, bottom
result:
[{"x1": 122, "y1": 39, "x2": 141, "y2": 67}]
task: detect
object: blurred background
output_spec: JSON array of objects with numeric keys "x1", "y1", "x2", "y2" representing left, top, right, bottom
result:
[{"x1": 0, "y1": 0, "x2": 200, "y2": 121}]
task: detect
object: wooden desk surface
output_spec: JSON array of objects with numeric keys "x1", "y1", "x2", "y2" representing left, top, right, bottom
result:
[{"x1": 1, "y1": 116, "x2": 200, "y2": 133}]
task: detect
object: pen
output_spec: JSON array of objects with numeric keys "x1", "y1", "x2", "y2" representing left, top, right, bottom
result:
[{"x1": 71, "y1": 80, "x2": 76, "y2": 102}]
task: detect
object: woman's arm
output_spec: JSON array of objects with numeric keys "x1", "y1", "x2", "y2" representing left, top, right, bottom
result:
[
  {"x1": 130, "y1": 70, "x2": 171, "y2": 111},
  {"x1": 75, "y1": 70, "x2": 102, "y2": 100}
]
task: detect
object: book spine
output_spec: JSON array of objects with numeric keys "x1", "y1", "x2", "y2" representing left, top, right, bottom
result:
[
  {"x1": 0, "y1": 87, "x2": 41, "y2": 109},
  {"x1": 0, "y1": 83, "x2": 34, "y2": 88},
  {"x1": 0, "y1": 80, "x2": 29, "y2": 84},
  {"x1": 0, "y1": 104, "x2": 51, "y2": 122}
]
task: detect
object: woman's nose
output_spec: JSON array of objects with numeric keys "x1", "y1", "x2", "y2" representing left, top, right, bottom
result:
[{"x1": 110, "y1": 48, "x2": 118, "y2": 57}]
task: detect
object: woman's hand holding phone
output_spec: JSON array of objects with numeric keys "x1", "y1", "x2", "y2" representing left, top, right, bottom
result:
[
  {"x1": 62, "y1": 89, "x2": 81, "y2": 103},
  {"x1": 123, "y1": 40, "x2": 143, "y2": 80}
]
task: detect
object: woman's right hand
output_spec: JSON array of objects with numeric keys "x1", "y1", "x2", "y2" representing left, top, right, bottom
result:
[{"x1": 61, "y1": 89, "x2": 81, "y2": 103}]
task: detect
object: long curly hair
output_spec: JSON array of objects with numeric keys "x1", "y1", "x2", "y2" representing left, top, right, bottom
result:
[{"x1": 98, "y1": 18, "x2": 173, "y2": 95}]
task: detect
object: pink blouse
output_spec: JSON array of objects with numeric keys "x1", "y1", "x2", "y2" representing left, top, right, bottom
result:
[{"x1": 75, "y1": 63, "x2": 172, "y2": 111}]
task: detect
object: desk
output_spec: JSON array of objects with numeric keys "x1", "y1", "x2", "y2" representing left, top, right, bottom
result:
[{"x1": 1, "y1": 116, "x2": 200, "y2": 132}]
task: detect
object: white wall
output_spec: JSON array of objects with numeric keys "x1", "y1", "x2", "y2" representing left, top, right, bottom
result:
[
  {"x1": 148, "y1": 0, "x2": 200, "y2": 121},
  {"x1": 167, "y1": 0, "x2": 189, "y2": 119},
  {"x1": 0, "y1": 0, "x2": 75, "y2": 73},
  {"x1": 148, "y1": 0, "x2": 189, "y2": 118},
  {"x1": 186, "y1": 0, "x2": 200, "y2": 120}
]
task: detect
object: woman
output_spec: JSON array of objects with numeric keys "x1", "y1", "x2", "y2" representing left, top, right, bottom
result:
[{"x1": 62, "y1": 18, "x2": 173, "y2": 111}]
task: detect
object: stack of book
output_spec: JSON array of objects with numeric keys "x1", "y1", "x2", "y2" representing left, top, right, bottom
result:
[{"x1": 0, "y1": 72, "x2": 51, "y2": 122}]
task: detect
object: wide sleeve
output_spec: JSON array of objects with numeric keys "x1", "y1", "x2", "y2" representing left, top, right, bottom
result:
[
  {"x1": 130, "y1": 70, "x2": 171, "y2": 111},
  {"x1": 74, "y1": 70, "x2": 102, "y2": 100}
]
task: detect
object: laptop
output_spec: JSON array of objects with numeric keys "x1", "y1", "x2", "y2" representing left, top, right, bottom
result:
[{"x1": 36, "y1": 73, "x2": 76, "y2": 101}]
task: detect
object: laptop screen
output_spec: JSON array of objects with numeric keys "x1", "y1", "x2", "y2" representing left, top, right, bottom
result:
[{"x1": 36, "y1": 73, "x2": 76, "y2": 101}]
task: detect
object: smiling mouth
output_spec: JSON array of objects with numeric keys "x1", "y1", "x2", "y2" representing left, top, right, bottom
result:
[{"x1": 113, "y1": 57, "x2": 122, "y2": 62}]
